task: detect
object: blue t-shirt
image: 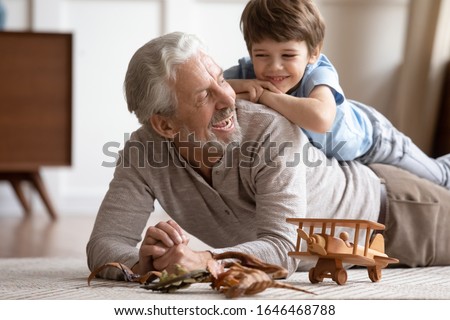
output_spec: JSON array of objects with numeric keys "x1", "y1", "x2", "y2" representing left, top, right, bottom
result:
[{"x1": 224, "y1": 54, "x2": 373, "y2": 160}]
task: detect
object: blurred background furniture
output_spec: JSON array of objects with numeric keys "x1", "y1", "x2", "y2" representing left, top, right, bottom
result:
[
  {"x1": 0, "y1": 31, "x2": 72, "y2": 220},
  {"x1": 433, "y1": 61, "x2": 450, "y2": 157}
]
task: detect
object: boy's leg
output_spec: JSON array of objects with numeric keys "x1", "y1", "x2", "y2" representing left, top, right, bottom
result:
[
  {"x1": 354, "y1": 101, "x2": 449, "y2": 188},
  {"x1": 395, "y1": 141, "x2": 449, "y2": 188},
  {"x1": 369, "y1": 163, "x2": 450, "y2": 267}
]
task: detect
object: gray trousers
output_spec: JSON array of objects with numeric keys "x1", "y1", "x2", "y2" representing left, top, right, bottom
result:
[
  {"x1": 355, "y1": 101, "x2": 450, "y2": 189},
  {"x1": 369, "y1": 163, "x2": 450, "y2": 267}
]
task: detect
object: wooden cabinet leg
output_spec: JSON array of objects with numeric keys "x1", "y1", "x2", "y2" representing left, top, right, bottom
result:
[
  {"x1": 29, "y1": 171, "x2": 58, "y2": 220},
  {"x1": 1, "y1": 171, "x2": 58, "y2": 220},
  {"x1": 10, "y1": 179, "x2": 32, "y2": 216}
]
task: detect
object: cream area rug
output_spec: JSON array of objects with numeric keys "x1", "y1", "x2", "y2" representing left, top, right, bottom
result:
[{"x1": 1, "y1": 257, "x2": 449, "y2": 300}]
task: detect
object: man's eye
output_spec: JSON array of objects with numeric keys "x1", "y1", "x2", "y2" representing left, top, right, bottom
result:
[
  {"x1": 201, "y1": 91, "x2": 209, "y2": 100},
  {"x1": 195, "y1": 91, "x2": 209, "y2": 107}
]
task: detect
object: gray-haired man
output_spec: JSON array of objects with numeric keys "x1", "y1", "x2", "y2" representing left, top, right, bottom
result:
[{"x1": 87, "y1": 32, "x2": 450, "y2": 280}]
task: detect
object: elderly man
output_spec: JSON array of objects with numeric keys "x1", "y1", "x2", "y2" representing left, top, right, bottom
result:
[{"x1": 87, "y1": 32, "x2": 450, "y2": 280}]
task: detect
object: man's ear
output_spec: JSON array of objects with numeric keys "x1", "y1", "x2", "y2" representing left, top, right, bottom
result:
[{"x1": 149, "y1": 114, "x2": 178, "y2": 138}]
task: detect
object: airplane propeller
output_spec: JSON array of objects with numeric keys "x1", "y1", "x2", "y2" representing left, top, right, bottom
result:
[{"x1": 297, "y1": 229, "x2": 327, "y2": 256}]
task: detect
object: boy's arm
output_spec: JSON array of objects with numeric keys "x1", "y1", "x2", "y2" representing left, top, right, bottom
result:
[{"x1": 259, "y1": 85, "x2": 336, "y2": 133}]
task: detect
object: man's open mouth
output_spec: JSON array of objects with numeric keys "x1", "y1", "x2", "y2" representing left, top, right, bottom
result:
[{"x1": 212, "y1": 114, "x2": 234, "y2": 131}]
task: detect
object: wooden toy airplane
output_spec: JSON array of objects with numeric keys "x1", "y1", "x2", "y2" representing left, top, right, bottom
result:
[{"x1": 286, "y1": 218, "x2": 399, "y2": 285}]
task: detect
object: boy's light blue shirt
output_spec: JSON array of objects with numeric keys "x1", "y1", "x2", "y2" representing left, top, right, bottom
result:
[{"x1": 224, "y1": 54, "x2": 373, "y2": 160}]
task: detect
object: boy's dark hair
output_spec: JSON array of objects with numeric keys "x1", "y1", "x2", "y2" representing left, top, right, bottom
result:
[{"x1": 240, "y1": 0, "x2": 325, "y2": 55}]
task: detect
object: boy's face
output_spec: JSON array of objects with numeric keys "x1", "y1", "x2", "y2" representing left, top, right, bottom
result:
[{"x1": 251, "y1": 39, "x2": 318, "y2": 93}]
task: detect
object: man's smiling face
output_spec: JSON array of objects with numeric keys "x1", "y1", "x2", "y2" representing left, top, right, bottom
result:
[{"x1": 171, "y1": 51, "x2": 241, "y2": 149}]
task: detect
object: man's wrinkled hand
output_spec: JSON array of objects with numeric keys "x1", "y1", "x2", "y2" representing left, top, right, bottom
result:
[
  {"x1": 153, "y1": 244, "x2": 213, "y2": 273},
  {"x1": 133, "y1": 219, "x2": 189, "y2": 275}
]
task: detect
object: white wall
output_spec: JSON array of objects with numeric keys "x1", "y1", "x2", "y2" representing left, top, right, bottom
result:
[
  {"x1": 317, "y1": 0, "x2": 409, "y2": 118},
  {"x1": 0, "y1": 0, "x2": 409, "y2": 217}
]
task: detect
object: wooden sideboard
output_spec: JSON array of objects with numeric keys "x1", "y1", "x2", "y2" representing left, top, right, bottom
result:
[{"x1": 0, "y1": 31, "x2": 72, "y2": 219}]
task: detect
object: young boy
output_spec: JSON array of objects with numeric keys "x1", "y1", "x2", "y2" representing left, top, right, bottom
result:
[{"x1": 225, "y1": 0, "x2": 450, "y2": 189}]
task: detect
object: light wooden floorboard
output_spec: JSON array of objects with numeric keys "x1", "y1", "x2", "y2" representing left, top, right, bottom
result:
[
  {"x1": 0, "y1": 212, "x2": 211, "y2": 259},
  {"x1": 0, "y1": 214, "x2": 96, "y2": 259}
]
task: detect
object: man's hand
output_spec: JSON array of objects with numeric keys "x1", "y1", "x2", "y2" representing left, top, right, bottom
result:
[
  {"x1": 153, "y1": 244, "x2": 213, "y2": 273},
  {"x1": 133, "y1": 220, "x2": 189, "y2": 275}
]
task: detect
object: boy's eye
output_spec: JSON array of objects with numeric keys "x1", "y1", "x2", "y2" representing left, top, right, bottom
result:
[
  {"x1": 254, "y1": 54, "x2": 268, "y2": 58},
  {"x1": 283, "y1": 54, "x2": 297, "y2": 58}
]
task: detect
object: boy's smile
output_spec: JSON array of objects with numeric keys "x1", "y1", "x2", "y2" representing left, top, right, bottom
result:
[{"x1": 251, "y1": 39, "x2": 318, "y2": 93}]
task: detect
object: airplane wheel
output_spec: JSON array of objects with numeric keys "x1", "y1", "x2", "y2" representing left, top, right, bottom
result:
[
  {"x1": 368, "y1": 267, "x2": 382, "y2": 282},
  {"x1": 334, "y1": 269, "x2": 347, "y2": 285},
  {"x1": 309, "y1": 268, "x2": 320, "y2": 284}
]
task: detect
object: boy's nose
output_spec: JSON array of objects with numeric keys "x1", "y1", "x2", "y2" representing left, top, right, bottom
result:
[{"x1": 269, "y1": 58, "x2": 283, "y2": 70}]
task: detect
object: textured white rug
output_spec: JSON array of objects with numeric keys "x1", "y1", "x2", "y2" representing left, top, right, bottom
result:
[{"x1": 1, "y1": 258, "x2": 449, "y2": 300}]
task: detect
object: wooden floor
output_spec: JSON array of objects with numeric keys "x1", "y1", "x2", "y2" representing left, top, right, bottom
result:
[
  {"x1": 0, "y1": 212, "x2": 211, "y2": 259},
  {"x1": 0, "y1": 214, "x2": 97, "y2": 259}
]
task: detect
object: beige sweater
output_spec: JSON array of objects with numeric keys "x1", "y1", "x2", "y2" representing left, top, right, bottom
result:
[{"x1": 87, "y1": 100, "x2": 380, "y2": 279}]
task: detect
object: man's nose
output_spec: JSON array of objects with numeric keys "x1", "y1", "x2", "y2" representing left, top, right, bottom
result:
[{"x1": 214, "y1": 85, "x2": 235, "y2": 110}]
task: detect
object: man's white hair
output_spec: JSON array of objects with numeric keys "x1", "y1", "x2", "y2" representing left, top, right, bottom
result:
[{"x1": 124, "y1": 32, "x2": 206, "y2": 124}]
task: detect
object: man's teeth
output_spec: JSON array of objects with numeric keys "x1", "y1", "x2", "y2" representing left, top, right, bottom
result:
[
  {"x1": 213, "y1": 115, "x2": 233, "y2": 129},
  {"x1": 224, "y1": 118, "x2": 233, "y2": 129}
]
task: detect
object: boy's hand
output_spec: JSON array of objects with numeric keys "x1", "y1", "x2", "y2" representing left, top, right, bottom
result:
[{"x1": 227, "y1": 79, "x2": 282, "y2": 102}]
